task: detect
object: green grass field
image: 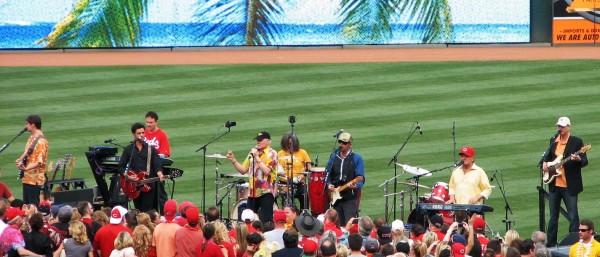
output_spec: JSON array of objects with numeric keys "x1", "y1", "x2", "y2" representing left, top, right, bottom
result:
[{"x1": 1, "y1": 60, "x2": 598, "y2": 241}]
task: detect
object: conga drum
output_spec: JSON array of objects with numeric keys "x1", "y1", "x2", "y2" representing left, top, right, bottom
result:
[{"x1": 308, "y1": 167, "x2": 327, "y2": 216}]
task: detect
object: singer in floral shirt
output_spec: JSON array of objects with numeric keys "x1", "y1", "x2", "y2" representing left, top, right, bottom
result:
[{"x1": 227, "y1": 131, "x2": 278, "y2": 223}]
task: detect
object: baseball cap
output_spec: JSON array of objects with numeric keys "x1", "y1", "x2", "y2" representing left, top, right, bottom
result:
[
  {"x1": 50, "y1": 204, "x2": 61, "y2": 217},
  {"x1": 241, "y1": 209, "x2": 255, "y2": 222},
  {"x1": 273, "y1": 210, "x2": 286, "y2": 222},
  {"x1": 452, "y1": 242, "x2": 466, "y2": 257},
  {"x1": 365, "y1": 238, "x2": 380, "y2": 253},
  {"x1": 179, "y1": 201, "x2": 194, "y2": 214},
  {"x1": 557, "y1": 117, "x2": 571, "y2": 127},
  {"x1": 459, "y1": 146, "x2": 475, "y2": 157},
  {"x1": 338, "y1": 132, "x2": 353, "y2": 143},
  {"x1": 38, "y1": 200, "x2": 52, "y2": 216},
  {"x1": 473, "y1": 217, "x2": 486, "y2": 233},
  {"x1": 377, "y1": 225, "x2": 393, "y2": 244},
  {"x1": 391, "y1": 220, "x2": 405, "y2": 232},
  {"x1": 109, "y1": 206, "x2": 128, "y2": 224},
  {"x1": 164, "y1": 200, "x2": 178, "y2": 221},
  {"x1": 452, "y1": 234, "x2": 467, "y2": 246},
  {"x1": 428, "y1": 214, "x2": 443, "y2": 228},
  {"x1": 303, "y1": 239, "x2": 318, "y2": 254},
  {"x1": 5, "y1": 207, "x2": 26, "y2": 221},
  {"x1": 185, "y1": 206, "x2": 200, "y2": 225},
  {"x1": 254, "y1": 131, "x2": 271, "y2": 141}
]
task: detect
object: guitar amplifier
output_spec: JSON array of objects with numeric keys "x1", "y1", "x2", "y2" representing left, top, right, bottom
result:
[{"x1": 52, "y1": 188, "x2": 94, "y2": 207}]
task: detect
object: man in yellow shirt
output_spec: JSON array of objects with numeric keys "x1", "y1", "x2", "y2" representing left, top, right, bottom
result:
[{"x1": 447, "y1": 146, "x2": 492, "y2": 205}]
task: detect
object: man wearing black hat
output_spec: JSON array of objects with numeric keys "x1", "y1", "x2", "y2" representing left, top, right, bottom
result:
[
  {"x1": 227, "y1": 131, "x2": 278, "y2": 223},
  {"x1": 326, "y1": 132, "x2": 365, "y2": 225}
]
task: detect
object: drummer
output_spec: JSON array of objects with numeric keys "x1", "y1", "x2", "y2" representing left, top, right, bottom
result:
[
  {"x1": 446, "y1": 146, "x2": 492, "y2": 205},
  {"x1": 277, "y1": 132, "x2": 312, "y2": 210}
]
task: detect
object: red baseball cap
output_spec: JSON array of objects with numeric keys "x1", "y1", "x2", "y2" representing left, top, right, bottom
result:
[
  {"x1": 459, "y1": 146, "x2": 475, "y2": 157},
  {"x1": 303, "y1": 239, "x2": 318, "y2": 254},
  {"x1": 452, "y1": 242, "x2": 466, "y2": 257},
  {"x1": 5, "y1": 207, "x2": 26, "y2": 221},
  {"x1": 164, "y1": 200, "x2": 178, "y2": 221}
]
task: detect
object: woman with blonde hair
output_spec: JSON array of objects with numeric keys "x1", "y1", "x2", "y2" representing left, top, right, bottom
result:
[
  {"x1": 233, "y1": 222, "x2": 249, "y2": 257},
  {"x1": 133, "y1": 225, "x2": 154, "y2": 257},
  {"x1": 136, "y1": 212, "x2": 156, "y2": 233},
  {"x1": 504, "y1": 230, "x2": 520, "y2": 247},
  {"x1": 411, "y1": 241, "x2": 427, "y2": 257},
  {"x1": 336, "y1": 244, "x2": 349, "y2": 257},
  {"x1": 110, "y1": 231, "x2": 136, "y2": 257},
  {"x1": 214, "y1": 221, "x2": 235, "y2": 257},
  {"x1": 53, "y1": 220, "x2": 93, "y2": 257}
]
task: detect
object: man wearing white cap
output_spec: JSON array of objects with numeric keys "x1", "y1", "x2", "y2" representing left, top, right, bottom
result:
[
  {"x1": 542, "y1": 116, "x2": 588, "y2": 247},
  {"x1": 93, "y1": 206, "x2": 132, "y2": 257},
  {"x1": 326, "y1": 132, "x2": 365, "y2": 225}
]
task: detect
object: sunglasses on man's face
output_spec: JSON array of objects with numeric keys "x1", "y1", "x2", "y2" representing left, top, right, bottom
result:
[
  {"x1": 338, "y1": 140, "x2": 349, "y2": 145},
  {"x1": 580, "y1": 229, "x2": 590, "y2": 232}
]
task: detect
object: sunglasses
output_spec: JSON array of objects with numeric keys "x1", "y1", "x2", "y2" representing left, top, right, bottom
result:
[
  {"x1": 338, "y1": 140, "x2": 349, "y2": 145},
  {"x1": 579, "y1": 229, "x2": 590, "y2": 232}
]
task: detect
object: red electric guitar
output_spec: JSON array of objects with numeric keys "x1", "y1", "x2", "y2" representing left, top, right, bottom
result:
[{"x1": 121, "y1": 169, "x2": 182, "y2": 199}]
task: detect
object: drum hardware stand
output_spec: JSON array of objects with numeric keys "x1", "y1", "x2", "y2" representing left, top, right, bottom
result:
[
  {"x1": 380, "y1": 173, "x2": 403, "y2": 223},
  {"x1": 536, "y1": 131, "x2": 558, "y2": 232},
  {"x1": 195, "y1": 121, "x2": 235, "y2": 212},
  {"x1": 407, "y1": 162, "x2": 455, "y2": 206},
  {"x1": 217, "y1": 182, "x2": 236, "y2": 221},
  {"x1": 387, "y1": 121, "x2": 421, "y2": 220},
  {"x1": 492, "y1": 169, "x2": 514, "y2": 232},
  {"x1": 214, "y1": 159, "x2": 223, "y2": 207}
]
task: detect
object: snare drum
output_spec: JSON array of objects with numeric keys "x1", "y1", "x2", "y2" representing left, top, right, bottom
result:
[
  {"x1": 430, "y1": 182, "x2": 449, "y2": 204},
  {"x1": 237, "y1": 183, "x2": 249, "y2": 200},
  {"x1": 309, "y1": 167, "x2": 327, "y2": 216}
]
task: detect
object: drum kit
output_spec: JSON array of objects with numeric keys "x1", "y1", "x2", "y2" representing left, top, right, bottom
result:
[
  {"x1": 206, "y1": 153, "x2": 329, "y2": 221},
  {"x1": 385, "y1": 163, "x2": 454, "y2": 226}
]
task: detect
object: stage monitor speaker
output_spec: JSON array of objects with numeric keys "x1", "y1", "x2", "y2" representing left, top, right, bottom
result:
[{"x1": 52, "y1": 188, "x2": 94, "y2": 207}]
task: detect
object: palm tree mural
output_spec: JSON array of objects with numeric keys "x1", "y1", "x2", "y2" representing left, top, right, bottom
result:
[
  {"x1": 37, "y1": 0, "x2": 452, "y2": 47},
  {"x1": 339, "y1": 0, "x2": 453, "y2": 44},
  {"x1": 193, "y1": 0, "x2": 284, "y2": 46},
  {"x1": 37, "y1": 0, "x2": 148, "y2": 47}
]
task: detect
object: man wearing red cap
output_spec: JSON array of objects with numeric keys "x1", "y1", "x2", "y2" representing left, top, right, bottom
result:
[
  {"x1": 153, "y1": 200, "x2": 181, "y2": 257},
  {"x1": 0, "y1": 206, "x2": 45, "y2": 257},
  {"x1": 543, "y1": 117, "x2": 588, "y2": 247},
  {"x1": 447, "y1": 146, "x2": 492, "y2": 205},
  {"x1": 175, "y1": 205, "x2": 204, "y2": 257},
  {"x1": 264, "y1": 210, "x2": 287, "y2": 247},
  {"x1": 93, "y1": 206, "x2": 132, "y2": 257}
]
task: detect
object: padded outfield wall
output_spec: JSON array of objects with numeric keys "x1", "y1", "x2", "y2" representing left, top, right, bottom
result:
[{"x1": 0, "y1": 0, "x2": 539, "y2": 49}]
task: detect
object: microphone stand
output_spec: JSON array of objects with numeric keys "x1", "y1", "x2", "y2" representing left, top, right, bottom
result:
[
  {"x1": 493, "y1": 170, "x2": 513, "y2": 232},
  {"x1": 106, "y1": 140, "x2": 127, "y2": 149},
  {"x1": 323, "y1": 136, "x2": 340, "y2": 210},
  {"x1": 287, "y1": 119, "x2": 295, "y2": 207},
  {"x1": 196, "y1": 125, "x2": 232, "y2": 212},
  {"x1": 407, "y1": 163, "x2": 455, "y2": 199},
  {"x1": 536, "y1": 132, "x2": 557, "y2": 232},
  {"x1": 0, "y1": 129, "x2": 27, "y2": 154},
  {"x1": 387, "y1": 122, "x2": 419, "y2": 220}
]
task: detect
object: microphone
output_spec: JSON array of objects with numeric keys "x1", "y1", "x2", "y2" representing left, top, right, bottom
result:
[
  {"x1": 333, "y1": 129, "x2": 344, "y2": 138},
  {"x1": 416, "y1": 122, "x2": 423, "y2": 135},
  {"x1": 225, "y1": 121, "x2": 237, "y2": 128},
  {"x1": 455, "y1": 160, "x2": 464, "y2": 167},
  {"x1": 288, "y1": 115, "x2": 296, "y2": 124},
  {"x1": 104, "y1": 138, "x2": 115, "y2": 143},
  {"x1": 235, "y1": 179, "x2": 246, "y2": 185},
  {"x1": 134, "y1": 137, "x2": 144, "y2": 143},
  {"x1": 314, "y1": 155, "x2": 319, "y2": 167},
  {"x1": 490, "y1": 169, "x2": 501, "y2": 182},
  {"x1": 19, "y1": 127, "x2": 27, "y2": 135},
  {"x1": 553, "y1": 130, "x2": 560, "y2": 138},
  {"x1": 249, "y1": 145, "x2": 259, "y2": 159}
]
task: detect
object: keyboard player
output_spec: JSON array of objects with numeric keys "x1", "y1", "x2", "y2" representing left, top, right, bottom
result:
[{"x1": 447, "y1": 146, "x2": 493, "y2": 205}]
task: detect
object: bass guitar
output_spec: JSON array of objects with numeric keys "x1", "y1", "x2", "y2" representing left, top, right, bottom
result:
[
  {"x1": 543, "y1": 145, "x2": 591, "y2": 184},
  {"x1": 330, "y1": 176, "x2": 364, "y2": 206},
  {"x1": 121, "y1": 169, "x2": 183, "y2": 199}
]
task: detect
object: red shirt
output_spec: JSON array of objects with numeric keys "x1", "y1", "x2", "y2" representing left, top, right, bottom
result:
[
  {"x1": 195, "y1": 240, "x2": 225, "y2": 257},
  {"x1": 0, "y1": 182, "x2": 13, "y2": 200},
  {"x1": 324, "y1": 223, "x2": 343, "y2": 237},
  {"x1": 93, "y1": 224, "x2": 132, "y2": 257},
  {"x1": 145, "y1": 128, "x2": 171, "y2": 157}
]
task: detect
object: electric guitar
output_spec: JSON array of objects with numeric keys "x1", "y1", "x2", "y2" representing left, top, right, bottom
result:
[
  {"x1": 329, "y1": 176, "x2": 364, "y2": 206},
  {"x1": 543, "y1": 145, "x2": 591, "y2": 184},
  {"x1": 121, "y1": 169, "x2": 182, "y2": 199}
]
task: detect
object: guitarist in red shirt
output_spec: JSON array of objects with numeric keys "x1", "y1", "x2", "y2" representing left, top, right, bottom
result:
[
  {"x1": 542, "y1": 117, "x2": 588, "y2": 247},
  {"x1": 119, "y1": 123, "x2": 165, "y2": 212}
]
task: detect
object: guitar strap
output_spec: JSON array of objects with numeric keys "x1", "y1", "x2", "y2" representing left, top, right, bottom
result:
[{"x1": 146, "y1": 145, "x2": 151, "y2": 176}]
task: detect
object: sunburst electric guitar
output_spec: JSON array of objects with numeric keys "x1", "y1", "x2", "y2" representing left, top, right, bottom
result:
[
  {"x1": 330, "y1": 176, "x2": 364, "y2": 206},
  {"x1": 543, "y1": 145, "x2": 591, "y2": 184}
]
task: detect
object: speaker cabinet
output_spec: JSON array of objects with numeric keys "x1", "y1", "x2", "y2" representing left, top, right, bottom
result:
[{"x1": 51, "y1": 188, "x2": 94, "y2": 207}]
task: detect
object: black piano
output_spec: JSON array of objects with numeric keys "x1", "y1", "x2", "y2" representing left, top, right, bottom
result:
[
  {"x1": 85, "y1": 146, "x2": 179, "y2": 207},
  {"x1": 417, "y1": 203, "x2": 494, "y2": 214}
]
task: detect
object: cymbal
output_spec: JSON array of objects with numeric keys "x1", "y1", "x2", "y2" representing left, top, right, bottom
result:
[
  {"x1": 398, "y1": 182, "x2": 430, "y2": 189},
  {"x1": 221, "y1": 173, "x2": 248, "y2": 178},
  {"x1": 396, "y1": 163, "x2": 432, "y2": 176},
  {"x1": 205, "y1": 153, "x2": 228, "y2": 159}
]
